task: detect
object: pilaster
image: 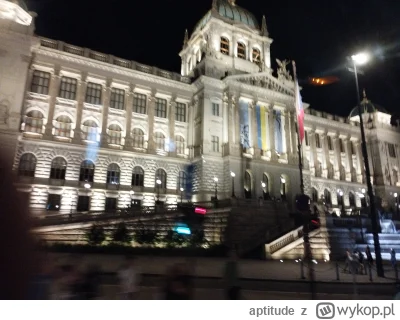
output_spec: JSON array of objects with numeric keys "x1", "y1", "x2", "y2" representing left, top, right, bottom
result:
[
  {"x1": 124, "y1": 84, "x2": 134, "y2": 148},
  {"x1": 72, "y1": 72, "x2": 87, "y2": 143},
  {"x1": 44, "y1": 67, "x2": 61, "y2": 138},
  {"x1": 100, "y1": 79, "x2": 112, "y2": 146},
  {"x1": 147, "y1": 90, "x2": 156, "y2": 152},
  {"x1": 169, "y1": 96, "x2": 176, "y2": 154}
]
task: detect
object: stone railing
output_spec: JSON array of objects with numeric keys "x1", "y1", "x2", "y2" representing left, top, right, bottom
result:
[
  {"x1": 305, "y1": 108, "x2": 360, "y2": 127},
  {"x1": 265, "y1": 226, "x2": 304, "y2": 255},
  {"x1": 38, "y1": 37, "x2": 192, "y2": 85}
]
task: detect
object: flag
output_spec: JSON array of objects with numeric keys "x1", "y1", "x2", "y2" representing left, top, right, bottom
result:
[{"x1": 293, "y1": 61, "x2": 304, "y2": 144}]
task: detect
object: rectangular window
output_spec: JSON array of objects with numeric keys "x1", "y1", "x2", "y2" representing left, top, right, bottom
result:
[
  {"x1": 77, "y1": 196, "x2": 90, "y2": 212},
  {"x1": 305, "y1": 131, "x2": 309, "y2": 146},
  {"x1": 133, "y1": 93, "x2": 147, "y2": 114},
  {"x1": 85, "y1": 82, "x2": 102, "y2": 105},
  {"x1": 110, "y1": 88, "x2": 125, "y2": 110},
  {"x1": 350, "y1": 141, "x2": 356, "y2": 155},
  {"x1": 211, "y1": 135, "x2": 219, "y2": 152},
  {"x1": 339, "y1": 139, "x2": 345, "y2": 153},
  {"x1": 31, "y1": 70, "x2": 51, "y2": 95},
  {"x1": 155, "y1": 98, "x2": 167, "y2": 118},
  {"x1": 105, "y1": 197, "x2": 117, "y2": 211},
  {"x1": 315, "y1": 133, "x2": 321, "y2": 148},
  {"x1": 327, "y1": 136, "x2": 333, "y2": 150},
  {"x1": 175, "y1": 102, "x2": 186, "y2": 122},
  {"x1": 388, "y1": 143, "x2": 396, "y2": 158},
  {"x1": 212, "y1": 103, "x2": 220, "y2": 116},
  {"x1": 59, "y1": 77, "x2": 77, "y2": 100},
  {"x1": 47, "y1": 194, "x2": 61, "y2": 211}
]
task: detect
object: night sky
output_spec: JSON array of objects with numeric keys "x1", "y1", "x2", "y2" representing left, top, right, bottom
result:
[{"x1": 26, "y1": 0, "x2": 400, "y2": 117}]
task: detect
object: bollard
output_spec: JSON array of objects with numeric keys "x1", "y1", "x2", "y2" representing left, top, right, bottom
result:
[
  {"x1": 300, "y1": 260, "x2": 305, "y2": 279},
  {"x1": 335, "y1": 262, "x2": 340, "y2": 281},
  {"x1": 368, "y1": 263, "x2": 373, "y2": 282}
]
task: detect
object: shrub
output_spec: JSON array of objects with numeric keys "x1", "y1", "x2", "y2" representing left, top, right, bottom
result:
[
  {"x1": 86, "y1": 224, "x2": 106, "y2": 246},
  {"x1": 111, "y1": 222, "x2": 132, "y2": 245},
  {"x1": 133, "y1": 228, "x2": 159, "y2": 246}
]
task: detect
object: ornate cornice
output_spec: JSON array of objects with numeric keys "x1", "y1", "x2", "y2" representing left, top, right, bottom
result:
[
  {"x1": 34, "y1": 48, "x2": 196, "y2": 93},
  {"x1": 304, "y1": 113, "x2": 361, "y2": 136}
]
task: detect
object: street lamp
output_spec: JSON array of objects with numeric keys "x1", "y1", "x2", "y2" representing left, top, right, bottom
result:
[
  {"x1": 156, "y1": 178, "x2": 162, "y2": 203},
  {"x1": 337, "y1": 189, "x2": 345, "y2": 215},
  {"x1": 230, "y1": 171, "x2": 235, "y2": 198},
  {"x1": 213, "y1": 177, "x2": 218, "y2": 200},
  {"x1": 281, "y1": 177, "x2": 286, "y2": 200},
  {"x1": 351, "y1": 51, "x2": 384, "y2": 277},
  {"x1": 180, "y1": 187, "x2": 184, "y2": 203},
  {"x1": 84, "y1": 183, "x2": 91, "y2": 189},
  {"x1": 394, "y1": 192, "x2": 399, "y2": 217}
]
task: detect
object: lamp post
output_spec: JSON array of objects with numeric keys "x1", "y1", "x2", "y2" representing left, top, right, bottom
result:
[
  {"x1": 261, "y1": 182, "x2": 266, "y2": 200},
  {"x1": 281, "y1": 177, "x2": 286, "y2": 200},
  {"x1": 180, "y1": 187, "x2": 184, "y2": 203},
  {"x1": 213, "y1": 177, "x2": 218, "y2": 200},
  {"x1": 351, "y1": 52, "x2": 384, "y2": 277},
  {"x1": 230, "y1": 171, "x2": 235, "y2": 198},
  {"x1": 337, "y1": 189, "x2": 345, "y2": 215},
  {"x1": 156, "y1": 178, "x2": 162, "y2": 203},
  {"x1": 394, "y1": 192, "x2": 399, "y2": 217}
]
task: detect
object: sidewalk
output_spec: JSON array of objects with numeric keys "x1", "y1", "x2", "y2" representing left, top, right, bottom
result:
[{"x1": 51, "y1": 253, "x2": 399, "y2": 284}]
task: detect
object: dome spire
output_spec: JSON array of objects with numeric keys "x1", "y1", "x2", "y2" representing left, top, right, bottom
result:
[
  {"x1": 183, "y1": 29, "x2": 189, "y2": 49},
  {"x1": 261, "y1": 15, "x2": 269, "y2": 36}
]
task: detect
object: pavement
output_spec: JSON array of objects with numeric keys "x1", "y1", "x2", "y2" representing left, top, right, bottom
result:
[{"x1": 51, "y1": 253, "x2": 399, "y2": 284}]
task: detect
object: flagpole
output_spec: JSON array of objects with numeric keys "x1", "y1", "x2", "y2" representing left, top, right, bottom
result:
[{"x1": 292, "y1": 60, "x2": 316, "y2": 300}]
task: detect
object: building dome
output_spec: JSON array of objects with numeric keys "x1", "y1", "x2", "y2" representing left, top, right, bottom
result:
[
  {"x1": 194, "y1": 0, "x2": 259, "y2": 33},
  {"x1": 6, "y1": 0, "x2": 28, "y2": 11},
  {"x1": 349, "y1": 91, "x2": 388, "y2": 119}
]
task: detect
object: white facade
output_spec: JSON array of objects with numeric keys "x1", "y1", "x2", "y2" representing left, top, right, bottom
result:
[{"x1": 1, "y1": 0, "x2": 399, "y2": 215}]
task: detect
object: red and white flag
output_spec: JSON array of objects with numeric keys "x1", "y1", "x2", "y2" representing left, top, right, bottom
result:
[{"x1": 292, "y1": 61, "x2": 304, "y2": 143}]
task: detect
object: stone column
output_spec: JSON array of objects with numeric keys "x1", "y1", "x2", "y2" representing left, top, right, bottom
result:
[
  {"x1": 344, "y1": 138, "x2": 352, "y2": 181},
  {"x1": 282, "y1": 110, "x2": 289, "y2": 159},
  {"x1": 169, "y1": 96, "x2": 176, "y2": 154},
  {"x1": 100, "y1": 79, "x2": 112, "y2": 146},
  {"x1": 234, "y1": 95, "x2": 240, "y2": 145},
  {"x1": 44, "y1": 67, "x2": 61, "y2": 137},
  {"x1": 355, "y1": 141, "x2": 363, "y2": 182},
  {"x1": 124, "y1": 84, "x2": 134, "y2": 148},
  {"x1": 268, "y1": 106, "x2": 276, "y2": 160},
  {"x1": 72, "y1": 72, "x2": 87, "y2": 143},
  {"x1": 147, "y1": 90, "x2": 156, "y2": 152},
  {"x1": 332, "y1": 135, "x2": 340, "y2": 180},
  {"x1": 309, "y1": 131, "x2": 317, "y2": 176},
  {"x1": 321, "y1": 133, "x2": 329, "y2": 178}
]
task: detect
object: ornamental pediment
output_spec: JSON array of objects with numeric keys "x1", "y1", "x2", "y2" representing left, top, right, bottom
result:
[{"x1": 224, "y1": 71, "x2": 295, "y2": 97}]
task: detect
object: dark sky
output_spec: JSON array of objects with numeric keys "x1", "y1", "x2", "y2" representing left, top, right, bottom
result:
[{"x1": 26, "y1": 0, "x2": 400, "y2": 117}]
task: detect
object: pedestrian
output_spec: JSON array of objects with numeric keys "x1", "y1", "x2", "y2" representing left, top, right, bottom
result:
[
  {"x1": 344, "y1": 249, "x2": 353, "y2": 273},
  {"x1": 365, "y1": 246, "x2": 374, "y2": 266},
  {"x1": 391, "y1": 249, "x2": 397, "y2": 269},
  {"x1": 117, "y1": 255, "x2": 141, "y2": 299}
]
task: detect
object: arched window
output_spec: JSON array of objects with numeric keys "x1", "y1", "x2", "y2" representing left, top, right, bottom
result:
[
  {"x1": 244, "y1": 171, "x2": 252, "y2": 199},
  {"x1": 178, "y1": 171, "x2": 187, "y2": 190},
  {"x1": 252, "y1": 48, "x2": 261, "y2": 63},
  {"x1": 82, "y1": 120, "x2": 98, "y2": 142},
  {"x1": 79, "y1": 160, "x2": 95, "y2": 182},
  {"x1": 154, "y1": 132, "x2": 166, "y2": 151},
  {"x1": 54, "y1": 115, "x2": 72, "y2": 137},
  {"x1": 175, "y1": 135, "x2": 185, "y2": 155},
  {"x1": 155, "y1": 168, "x2": 167, "y2": 189},
  {"x1": 25, "y1": 110, "x2": 44, "y2": 133},
  {"x1": 107, "y1": 124, "x2": 122, "y2": 145},
  {"x1": 132, "y1": 128, "x2": 145, "y2": 148},
  {"x1": 50, "y1": 157, "x2": 67, "y2": 180},
  {"x1": 18, "y1": 153, "x2": 36, "y2": 177},
  {"x1": 220, "y1": 37, "x2": 229, "y2": 55},
  {"x1": 324, "y1": 189, "x2": 332, "y2": 205},
  {"x1": 237, "y1": 42, "x2": 246, "y2": 59},
  {"x1": 106, "y1": 163, "x2": 120, "y2": 185},
  {"x1": 131, "y1": 166, "x2": 144, "y2": 187},
  {"x1": 349, "y1": 192, "x2": 356, "y2": 207},
  {"x1": 311, "y1": 187, "x2": 318, "y2": 203},
  {"x1": 262, "y1": 173, "x2": 270, "y2": 200}
]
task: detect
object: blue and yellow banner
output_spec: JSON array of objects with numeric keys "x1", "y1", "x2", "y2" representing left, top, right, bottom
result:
[
  {"x1": 256, "y1": 105, "x2": 268, "y2": 150},
  {"x1": 239, "y1": 101, "x2": 250, "y2": 149}
]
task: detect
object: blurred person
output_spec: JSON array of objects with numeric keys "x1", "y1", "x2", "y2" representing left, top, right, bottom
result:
[
  {"x1": 365, "y1": 246, "x2": 374, "y2": 266},
  {"x1": 0, "y1": 156, "x2": 38, "y2": 299},
  {"x1": 223, "y1": 248, "x2": 241, "y2": 299},
  {"x1": 118, "y1": 255, "x2": 141, "y2": 299}
]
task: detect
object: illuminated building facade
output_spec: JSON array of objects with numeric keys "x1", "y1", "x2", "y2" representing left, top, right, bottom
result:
[{"x1": 0, "y1": 0, "x2": 399, "y2": 216}]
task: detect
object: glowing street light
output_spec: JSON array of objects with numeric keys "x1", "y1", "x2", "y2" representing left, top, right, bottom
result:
[
  {"x1": 350, "y1": 51, "x2": 383, "y2": 277},
  {"x1": 180, "y1": 187, "x2": 184, "y2": 203},
  {"x1": 230, "y1": 172, "x2": 235, "y2": 198},
  {"x1": 156, "y1": 178, "x2": 162, "y2": 202},
  {"x1": 84, "y1": 183, "x2": 91, "y2": 189}
]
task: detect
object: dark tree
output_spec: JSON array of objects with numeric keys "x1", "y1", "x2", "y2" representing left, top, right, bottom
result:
[
  {"x1": 86, "y1": 225, "x2": 106, "y2": 246},
  {"x1": 112, "y1": 222, "x2": 132, "y2": 245}
]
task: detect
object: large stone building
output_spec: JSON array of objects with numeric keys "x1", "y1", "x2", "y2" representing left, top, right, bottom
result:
[{"x1": 0, "y1": 0, "x2": 399, "y2": 216}]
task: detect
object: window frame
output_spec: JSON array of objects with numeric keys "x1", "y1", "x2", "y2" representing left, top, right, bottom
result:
[
  {"x1": 85, "y1": 82, "x2": 102, "y2": 105},
  {"x1": 110, "y1": 88, "x2": 125, "y2": 110},
  {"x1": 31, "y1": 70, "x2": 51, "y2": 95},
  {"x1": 59, "y1": 76, "x2": 77, "y2": 100}
]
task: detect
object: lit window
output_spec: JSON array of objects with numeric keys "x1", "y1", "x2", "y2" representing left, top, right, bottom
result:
[
  {"x1": 31, "y1": 70, "x2": 50, "y2": 95},
  {"x1": 175, "y1": 102, "x2": 186, "y2": 122},
  {"x1": 175, "y1": 135, "x2": 185, "y2": 155},
  {"x1": 211, "y1": 135, "x2": 219, "y2": 152},
  {"x1": 18, "y1": 153, "x2": 36, "y2": 177},
  {"x1": 54, "y1": 115, "x2": 72, "y2": 137},
  {"x1": 25, "y1": 110, "x2": 44, "y2": 134},
  {"x1": 110, "y1": 88, "x2": 125, "y2": 110},
  {"x1": 50, "y1": 157, "x2": 67, "y2": 180},
  {"x1": 59, "y1": 77, "x2": 77, "y2": 100},
  {"x1": 106, "y1": 163, "x2": 120, "y2": 185},
  {"x1": 155, "y1": 98, "x2": 167, "y2": 118},
  {"x1": 178, "y1": 171, "x2": 187, "y2": 190},
  {"x1": 82, "y1": 120, "x2": 98, "y2": 142},
  {"x1": 155, "y1": 168, "x2": 167, "y2": 188},
  {"x1": 154, "y1": 132, "x2": 166, "y2": 150},
  {"x1": 107, "y1": 124, "x2": 122, "y2": 145},
  {"x1": 79, "y1": 160, "x2": 95, "y2": 182},
  {"x1": 237, "y1": 42, "x2": 246, "y2": 59},
  {"x1": 131, "y1": 166, "x2": 144, "y2": 187},
  {"x1": 132, "y1": 128, "x2": 145, "y2": 148},
  {"x1": 85, "y1": 82, "x2": 102, "y2": 105},
  {"x1": 133, "y1": 93, "x2": 147, "y2": 114},
  {"x1": 252, "y1": 48, "x2": 261, "y2": 63},
  {"x1": 212, "y1": 103, "x2": 220, "y2": 116},
  {"x1": 220, "y1": 37, "x2": 229, "y2": 55}
]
